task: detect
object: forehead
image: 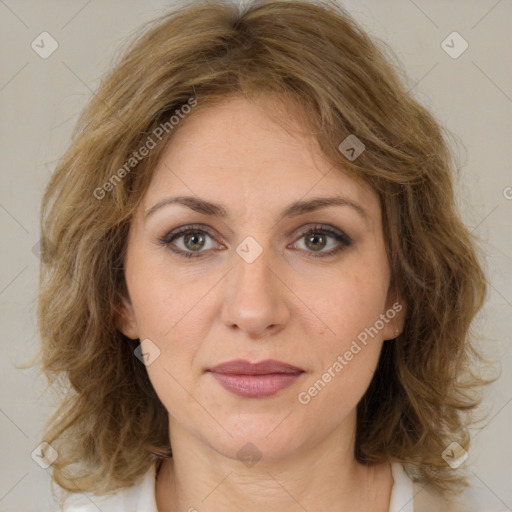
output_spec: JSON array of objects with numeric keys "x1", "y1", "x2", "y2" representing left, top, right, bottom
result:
[{"x1": 142, "y1": 95, "x2": 379, "y2": 223}]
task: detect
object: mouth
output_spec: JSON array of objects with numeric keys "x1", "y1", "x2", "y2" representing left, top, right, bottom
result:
[{"x1": 206, "y1": 359, "x2": 305, "y2": 398}]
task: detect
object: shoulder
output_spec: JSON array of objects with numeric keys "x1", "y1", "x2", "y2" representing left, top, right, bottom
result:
[
  {"x1": 56, "y1": 461, "x2": 158, "y2": 512},
  {"x1": 390, "y1": 462, "x2": 508, "y2": 512},
  {"x1": 410, "y1": 471, "x2": 509, "y2": 512}
]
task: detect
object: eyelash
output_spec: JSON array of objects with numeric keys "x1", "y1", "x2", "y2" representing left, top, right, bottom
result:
[{"x1": 158, "y1": 223, "x2": 352, "y2": 259}]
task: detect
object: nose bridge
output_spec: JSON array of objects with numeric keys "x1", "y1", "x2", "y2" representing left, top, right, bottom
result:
[
  {"x1": 232, "y1": 234, "x2": 278, "y2": 303},
  {"x1": 236, "y1": 237, "x2": 273, "y2": 286},
  {"x1": 221, "y1": 233, "x2": 288, "y2": 335}
]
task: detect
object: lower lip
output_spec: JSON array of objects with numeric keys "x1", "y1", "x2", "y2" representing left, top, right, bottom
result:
[{"x1": 209, "y1": 372, "x2": 303, "y2": 398}]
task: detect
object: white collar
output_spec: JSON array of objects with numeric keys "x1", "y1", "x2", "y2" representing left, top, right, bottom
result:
[{"x1": 389, "y1": 462, "x2": 415, "y2": 512}]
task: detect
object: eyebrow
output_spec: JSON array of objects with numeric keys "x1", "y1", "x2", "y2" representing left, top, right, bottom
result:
[{"x1": 144, "y1": 195, "x2": 369, "y2": 224}]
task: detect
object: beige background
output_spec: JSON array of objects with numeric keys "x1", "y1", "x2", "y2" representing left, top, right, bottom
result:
[{"x1": 0, "y1": 0, "x2": 511, "y2": 510}]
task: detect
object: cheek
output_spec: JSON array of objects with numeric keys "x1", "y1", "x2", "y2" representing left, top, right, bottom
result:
[
  {"x1": 295, "y1": 258, "x2": 389, "y2": 401},
  {"x1": 301, "y1": 262, "x2": 390, "y2": 344},
  {"x1": 126, "y1": 244, "x2": 208, "y2": 339},
  {"x1": 125, "y1": 250, "x2": 219, "y2": 390},
  {"x1": 297, "y1": 313, "x2": 385, "y2": 418}
]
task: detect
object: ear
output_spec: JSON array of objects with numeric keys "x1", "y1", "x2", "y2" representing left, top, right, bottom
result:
[
  {"x1": 114, "y1": 295, "x2": 139, "y2": 340},
  {"x1": 381, "y1": 293, "x2": 407, "y2": 341}
]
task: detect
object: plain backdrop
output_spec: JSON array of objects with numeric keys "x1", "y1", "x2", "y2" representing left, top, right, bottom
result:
[{"x1": 0, "y1": 0, "x2": 511, "y2": 510}]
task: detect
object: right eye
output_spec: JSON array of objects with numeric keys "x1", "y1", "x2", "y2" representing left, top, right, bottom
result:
[{"x1": 159, "y1": 224, "x2": 222, "y2": 259}]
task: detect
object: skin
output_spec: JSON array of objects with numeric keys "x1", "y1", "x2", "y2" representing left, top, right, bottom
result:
[{"x1": 117, "y1": 94, "x2": 406, "y2": 512}]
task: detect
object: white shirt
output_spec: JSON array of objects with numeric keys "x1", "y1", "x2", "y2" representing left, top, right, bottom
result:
[{"x1": 58, "y1": 461, "x2": 508, "y2": 512}]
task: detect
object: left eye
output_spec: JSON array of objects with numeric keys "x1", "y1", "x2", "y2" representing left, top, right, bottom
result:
[
  {"x1": 159, "y1": 224, "x2": 352, "y2": 259},
  {"x1": 290, "y1": 225, "x2": 352, "y2": 258}
]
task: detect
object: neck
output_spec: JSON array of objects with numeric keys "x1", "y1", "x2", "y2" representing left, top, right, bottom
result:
[{"x1": 155, "y1": 418, "x2": 393, "y2": 512}]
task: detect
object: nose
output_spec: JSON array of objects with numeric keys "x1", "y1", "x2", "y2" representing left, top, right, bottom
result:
[{"x1": 220, "y1": 242, "x2": 290, "y2": 339}]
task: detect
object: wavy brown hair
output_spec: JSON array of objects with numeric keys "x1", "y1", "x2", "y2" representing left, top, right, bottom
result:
[{"x1": 28, "y1": 0, "x2": 497, "y2": 505}]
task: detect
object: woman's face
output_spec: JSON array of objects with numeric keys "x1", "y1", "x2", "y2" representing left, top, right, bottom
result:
[{"x1": 119, "y1": 94, "x2": 404, "y2": 462}]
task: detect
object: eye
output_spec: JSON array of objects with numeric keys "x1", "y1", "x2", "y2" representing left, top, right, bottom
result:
[
  {"x1": 158, "y1": 224, "x2": 220, "y2": 259},
  {"x1": 158, "y1": 223, "x2": 352, "y2": 259},
  {"x1": 291, "y1": 224, "x2": 352, "y2": 258}
]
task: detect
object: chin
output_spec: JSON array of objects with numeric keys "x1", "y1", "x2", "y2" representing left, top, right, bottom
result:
[{"x1": 203, "y1": 417, "x2": 311, "y2": 464}]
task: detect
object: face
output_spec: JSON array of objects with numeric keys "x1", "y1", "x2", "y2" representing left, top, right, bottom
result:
[{"x1": 118, "y1": 94, "x2": 405, "y2": 462}]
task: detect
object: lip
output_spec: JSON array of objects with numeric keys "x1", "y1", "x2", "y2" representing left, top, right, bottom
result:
[
  {"x1": 209, "y1": 359, "x2": 304, "y2": 375},
  {"x1": 207, "y1": 359, "x2": 305, "y2": 398}
]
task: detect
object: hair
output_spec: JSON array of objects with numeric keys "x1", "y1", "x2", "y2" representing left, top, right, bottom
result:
[{"x1": 27, "y1": 0, "x2": 497, "y2": 506}]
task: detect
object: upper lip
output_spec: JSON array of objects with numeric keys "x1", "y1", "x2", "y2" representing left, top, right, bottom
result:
[{"x1": 207, "y1": 359, "x2": 304, "y2": 375}]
